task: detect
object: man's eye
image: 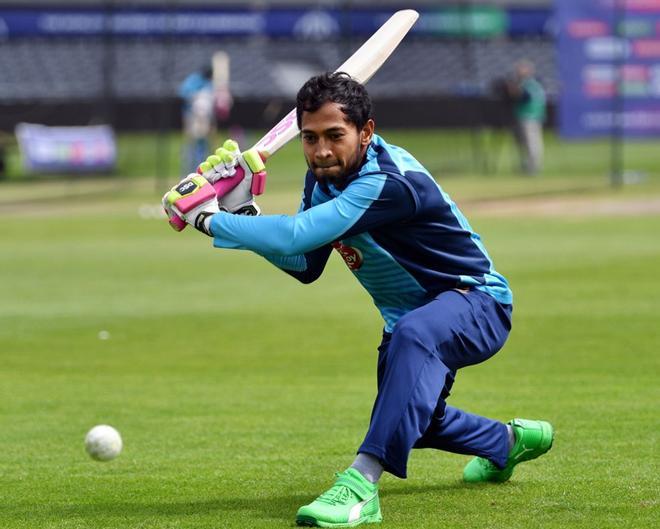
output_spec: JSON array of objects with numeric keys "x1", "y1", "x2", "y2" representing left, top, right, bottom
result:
[
  {"x1": 303, "y1": 135, "x2": 316, "y2": 143},
  {"x1": 330, "y1": 134, "x2": 343, "y2": 141}
]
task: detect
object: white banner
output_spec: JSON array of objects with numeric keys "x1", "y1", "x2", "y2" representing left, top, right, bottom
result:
[{"x1": 15, "y1": 123, "x2": 116, "y2": 173}]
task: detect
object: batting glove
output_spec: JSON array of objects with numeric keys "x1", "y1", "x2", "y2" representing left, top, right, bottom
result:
[
  {"x1": 162, "y1": 174, "x2": 219, "y2": 236},
  {"x1": 197, "y1": 139, "x2": 267, "y2": 216}
]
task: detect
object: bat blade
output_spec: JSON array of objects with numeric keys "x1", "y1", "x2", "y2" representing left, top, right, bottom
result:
[
  {"x1": 336, "y1": 10, "x2": 419, "y2": 85},
  {"x1": 212, "y1": 51, "x2": 230, "y2": 89},
  {"x1": 254, "y1": 9, "x2": 419, "y2": 158}
]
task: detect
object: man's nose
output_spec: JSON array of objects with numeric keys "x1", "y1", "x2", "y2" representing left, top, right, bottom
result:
[{"x1": 315, "y1": 139, "x2": 333, "y2": 159}]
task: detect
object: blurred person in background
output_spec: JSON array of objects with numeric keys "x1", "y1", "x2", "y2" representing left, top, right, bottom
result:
[
  {"x1": 163, "y1": 72, "x2": 555, "y2": 528},
  {"x1": 179, "y1": 65, "x2": 215, "y2": 173},
  {"x1": 0, "y1": 131, "x2": 7, "y2": 179},
  {"x1": 507, "y1": 59, "x2": 546, "y2": 175}
]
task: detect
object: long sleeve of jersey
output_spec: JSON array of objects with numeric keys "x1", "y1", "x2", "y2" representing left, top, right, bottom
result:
[
  {"x1": 210, "y1": 167, "x2": 416, "y2": 282},
  {"x1": 253, "y1": 174, "x2": 332, "y2": 282}
]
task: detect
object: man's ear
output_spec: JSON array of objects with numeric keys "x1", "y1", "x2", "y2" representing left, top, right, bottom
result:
[{"x1": 360, "y1": 119, "x2": 375, "y2": 146}]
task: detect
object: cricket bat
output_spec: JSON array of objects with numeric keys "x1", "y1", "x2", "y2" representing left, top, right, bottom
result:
[
  {"x1": 168, "y1": 9, "x2": 419, "y2": 230},
  {"x1": 212, "y1": 51, "x2": 233, "y2": 121},
  {"x1": 212, "y1": 50, "x2": 230, "y2": 89}
]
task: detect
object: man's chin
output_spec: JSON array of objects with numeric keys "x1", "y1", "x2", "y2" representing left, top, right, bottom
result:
[{"x1": 313, "y1": 168, "x2": 345, "y2": 184}]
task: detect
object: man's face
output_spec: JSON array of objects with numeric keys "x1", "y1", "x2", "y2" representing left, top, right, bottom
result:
[{"x1": 300, "y1": 101, "x2": 374, "y2": 185}]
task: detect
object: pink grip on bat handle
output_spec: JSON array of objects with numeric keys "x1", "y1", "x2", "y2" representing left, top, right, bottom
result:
[
  {"x1": 212, "y1": 165, "x2": 267, "y2": 197},
  {"x1": 213, "y1": 166, "x2": 246, "y2": 198}
]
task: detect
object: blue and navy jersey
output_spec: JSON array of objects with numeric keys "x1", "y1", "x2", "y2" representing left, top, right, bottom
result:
[{"x1": 211, "y1": 134, "x2": 512, "y2": 332}]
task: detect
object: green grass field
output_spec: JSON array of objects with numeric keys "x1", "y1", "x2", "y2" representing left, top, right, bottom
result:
[
  {"x1": 1, "y1": 130, "x2": 658, "y2": 528},
  {"x1": 4, "y1": 127, "x2": 660, "y2": 185}
]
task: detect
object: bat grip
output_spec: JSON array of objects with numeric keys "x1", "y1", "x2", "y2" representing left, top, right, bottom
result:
[{"x1": 212, "y1": 166, "x2": 246, "y2": 198}]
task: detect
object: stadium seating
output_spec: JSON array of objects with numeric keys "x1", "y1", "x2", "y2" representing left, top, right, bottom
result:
[{"x1": 0, "y1": 37, "x2": 556, "y2": 102}]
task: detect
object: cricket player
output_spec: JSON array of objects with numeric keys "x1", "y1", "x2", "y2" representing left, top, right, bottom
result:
[
  {"x1": 179, "y1": 65, "x2": 215, "y2": 174},
  {"x1": 507, "y1": 60, "x2": 546, "y2": 175},
  {"x1": 163, "y1": 72, "x2": 554, "y2": 527}
]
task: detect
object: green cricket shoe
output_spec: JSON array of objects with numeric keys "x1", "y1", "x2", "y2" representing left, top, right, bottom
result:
[
  {"x1": 296, "y1": 468, "x2": 382, "y2": 528},
  {"x1": 463, "y1": 418, "x2": 554, "y2": 483}
]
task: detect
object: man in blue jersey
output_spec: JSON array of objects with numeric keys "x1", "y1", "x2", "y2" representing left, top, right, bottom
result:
[
  {"x1": 164, "y1": 72, "x2": 554, "y2": 528},
  {"x1": 179, "y1": 65, "x2": 215, "y2": 173}
]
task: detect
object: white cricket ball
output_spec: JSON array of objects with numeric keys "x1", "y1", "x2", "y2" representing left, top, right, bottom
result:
[{"x1": 84, "y1": 425, "x2": 123, "y2": 461}]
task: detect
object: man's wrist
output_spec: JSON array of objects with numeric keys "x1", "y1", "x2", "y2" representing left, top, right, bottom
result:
[{"x1": 194, "y1": 211, "x2": 216, "y2": 237}]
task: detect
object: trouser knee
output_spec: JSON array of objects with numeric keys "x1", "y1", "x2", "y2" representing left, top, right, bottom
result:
[{"x1": 390, "y1": 312, "x2": 454, "y2": 366}]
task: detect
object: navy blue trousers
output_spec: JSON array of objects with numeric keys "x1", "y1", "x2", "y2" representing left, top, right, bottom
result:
[{"x1": 358, "y1": 289, "x2": 512, "y2": 478}]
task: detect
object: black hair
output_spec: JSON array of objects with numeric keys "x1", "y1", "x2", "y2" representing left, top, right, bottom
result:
[{"x1": 296, "y1": 72, "x2": 372, "y2": 130}]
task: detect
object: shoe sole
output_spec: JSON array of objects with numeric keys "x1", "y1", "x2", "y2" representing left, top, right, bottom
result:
[{"x1": 296, "y1": 513, "x2": 383, "y2": 527}]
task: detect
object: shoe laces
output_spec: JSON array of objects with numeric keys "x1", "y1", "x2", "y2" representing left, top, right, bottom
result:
[{"x1": 316, "y1": 473, "x2": 355, "y2": 506}]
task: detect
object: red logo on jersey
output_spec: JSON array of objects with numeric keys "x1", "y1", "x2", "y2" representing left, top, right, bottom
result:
[{"x1": 332, "y1": 241, "x2": 364, "y2": 271}]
